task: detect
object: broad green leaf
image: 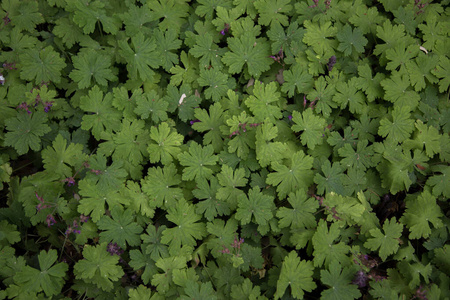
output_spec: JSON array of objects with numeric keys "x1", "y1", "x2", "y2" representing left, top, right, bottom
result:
[
  {"x1": 245, "y1": 81, "x2": 284, "y2": 123},
  {"x1": 42, "y1": 134, "x2": 86, "y2": 178},
  {"x1": 222, "y1": 34, "x2": 273, "y2": 78},
  {"x1": 80, "y1": 86, "x2": 122, "y2": 139},
  {"x1": 320, "y1": 261, "x2": 361, "y2": 300},
  {"x1": 312, "y1": 220, "x2": 351, "y2": 268},
  {"x1": 14, "y1": 249, "x2": 68, "y2": 297},
  {"x1": 235, "y1": 187, "x2": 274, "y2": 229},
  {"x1": 364, "y1": 217, "x2": 403, "y2": 261},
  {"x1": 4, "y1": 111, "x2": 51, "y2": 155},
  {"x1": 336, "y1": 24, "x2": 367, "y2": 56},
  {"x1": 161, "y1": 199, "x2": 207, "y2": 252},
  {"x1": 178, "y1": 142, "x2": 218, "y2": 183},
  {"x1": 69, "y1": 49, "x2": 117, "y2": 89},
  {"x1": 378, "y1": 106, "x2": 414, "y2": 142},
  {"x1": 19, "y1": 46, "x2": 66, "y2": 84},
  {"x1": 267, "y1": 150, "x2": 314, "y2": 199},
  {"x1": 141, "y1": 164, "x2": 183, "y2": 209},
  {"x1": 97, "y1": 207, "x2": 143, "y2": 249},
  {"x1": 291, "y1": 108, "x2": 327, "y2": 150},
  {"x1": 147, "y1": 122, "x2": 184, "y2": 164},
  {"x1": 274, "y1": 251, "x2": 316, "y2": 299},
  {"x1": 276, "y1": 190, "x2": 318, "y2": 229},
  {"x1": 400, "y1": 191, "x2": 444, "y2": 239},
  {"x1": 73, "y1": 243, "x2": 124, "y2": 292},
  {"x1": 118, "y1": 32, "x2": 160, "y2": 81}
]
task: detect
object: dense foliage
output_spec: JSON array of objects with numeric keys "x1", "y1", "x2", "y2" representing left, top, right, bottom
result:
[{"x1": 0, "y1": 0, "x2": 449, "y2": 299}]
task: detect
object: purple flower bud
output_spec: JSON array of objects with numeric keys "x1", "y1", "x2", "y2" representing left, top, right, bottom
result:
[
  {"x1": 79, "y1": 214, "x2": 90, "y2": 223},
  {"x1": 288, "y1": 115, "x2": 292, "y2": 121},
  {"x1": 46, "y1": 214, "x2": 57, "y2": 227},
  {"x1": 352, "y1": 270, "x2": 368, "y2": 288}
]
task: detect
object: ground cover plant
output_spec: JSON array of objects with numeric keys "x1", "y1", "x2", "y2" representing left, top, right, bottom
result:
[{"x1": 0, "y1": 0, "x2": 449, "y2": 298}]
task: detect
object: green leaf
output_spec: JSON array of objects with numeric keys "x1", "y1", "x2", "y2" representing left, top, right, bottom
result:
[
  {"x1": 364, "y1": 217, "x2": 403, "y2": 261},
  {"x1": 147, "y1": 122, "x2": 184, "y2": 164},
  {"x1": 378, "y1": 106, "x2": 415, "y2": 142},
  {"x1": 73, "y1": 243, "x2": 124, "y2": 292},
  {"x1": 274, "y1": 251, "x2": 316, "y2": 299},
  {"x1": 98, "y1": 119, "x2": 150, "y2": 166},
  {"x1": 77, "y1": 178, "x2": 128, "y2": 222},
  {"x1": 141, "y1": 224, "x2": 170, "y2": 262},
  {"x1": 313, "y1": 160, "x2": 347, "y2": 196},
  {"x1": 254, "y1": 0, "x2": 292, "y2": 27},
  {"x1": 194, "y1": 178, "x2": 230, "y2": 221},
  {"x1": 192, "y1": 103, "x2": 226, "y2": 152},
  {"x1": 336, "y1": 24, "x2": 368, "y2": 56},
  {"x1": 0, "y1": 220, "x2": 20, "y2": 247},
  {"x1": 222, "y1": 34, "x2": 273, "y2": 78},
  {"x1": 161, "y1": 199, "x2": 207, "y2": 252},
  {"x1": 14, "y1": 249, "x2": 68, "y2": 297},
  {"x1": 134, "y1": 90, "x2": 169, "y2": 123},
  {"x1": 255, "y1": 121, "x2": 287, "y2": 168},
  {"x1": 190, "y1": 33, "x2": 226, "y2": 69},
  {"x1": 303, "y1": 20, "x2": 338, "y2": 54},
  {"x1": 432, "y1": 55, "x2": 450, "y2": 93},
  {"x1": 235, "y1": 187, "x2": 274, "y2": 229},
  {"x1": 53, "y1": 17, "x2": 84, "y2": 48},
  {"x1": 123, "y1": 180, "x2": 156, "y2": 218},
  {"x1": 129, "y1": 249, "x2": 158, "y2": 285},
  {"x1": 112, "y1": 86, "x2": 142, "y2": 120},
  {"x1": 178, "y1": 142, "x2": 218, "y2": 183},
  {"x1": 354, "y1": 63, "x2": 386, "y2": 102},
  {"x1": 245, "y1": 81, "x2": 284, "y2": 123},
  {"x1": 141, "y1": 164, "x2": 183, "y2": 209},
  {"x1": 216, "y1": 165, "x2": 248, "y2": 209},
  {"x1": 333, "y1": 78, "x2": 366, "y2": 114},
  {"x1": 400, "y1": 191, "x2": 444, "y2": 239},
  {"x1": 154, "y1": 28, "x2": 181, "y2": 71},
  {"x1": 380, "y1": 72, "x2": 420, "y2": 109},
  {"x1": 281, "y1": 63, "x2": 314, "y2": 97},
  {"x1": 307, "y1": 76, "x2": 337, "y2": 117},
  {"x1": 120, "y1": 4, "x2": 154, "y2": 37},
  {"x1": 80, "y1": 86, "x2": 122, "y2": 140},
  {"x1": 276, "y1": 190, "x2": 318, "y2": 229},
  {"x1": 312, "y1": 220, "x2": 351, "y2": 268},
  {"x1": 385, "y1": 42, "x2": 419, "y2": 72},
  {"x1": 291, "y1": 108, "x2": 327, "y2": 150},
  {"x1": 348, "y1": 4, "x2": 384, "y2": 35},
  {"x1": 4, "y1": 111, "x2": 51, "y2": 155},
  {"x1": 206, "y1": 218, "x2": 239, "y2": 257},
  {"x1": 338, "y1": 140, "x2": 374, "y2": 171},
  {"x1": 69, "y1": 0, "x2": 120, "y2": 34},
  {"x1": 148, "y1": 0, "x2": 189, "y2": 33},
  {"x1": 231, "y1": 278, "x2": 266, "y2": 300},
  {"x1": 118, "y1": 32, "x2": 160, "y2": 81},
  {"x1": 181, "y1": 281, "x2": 217, "y2": 300},
  {"x1": 97, "y1": 208, "x2": 143, "y2": 249},
  {"x1": 374, "y1": 20, "x2": 411, "y2": 59},
  {"x1": 3, "y1": 0, "x2": 44, "y2": 32},
  {"x1": 69, "y1": 49, "x2": 117, "y2": 89},
  {"x1": 19, "y1": 46, "x2": 66, "y2": 84},
  {"x1": 42, "y1": 134, "x2": 86, "y2": 178},
  {"x1": 84, "y1": 154, "x2": 128, "y2": 193},
  {"x1": 151, "y1": 256, "x2": 187, "y2": 294},
  {"x1": 405, "y1": 53, "x2": 439, "y2": 92},
  {"x1": 320, "y1": 261, "x2": 361, "y2": 300},
  {"x1": 266, "y1": 150, "x2": 314, "y2": 199},
  {"x1": 197, "y1": 68, "x2": 229, "y2": 102},
  {"x1": 427, "y1": 165, "x2": 450, "y2": 199}
]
